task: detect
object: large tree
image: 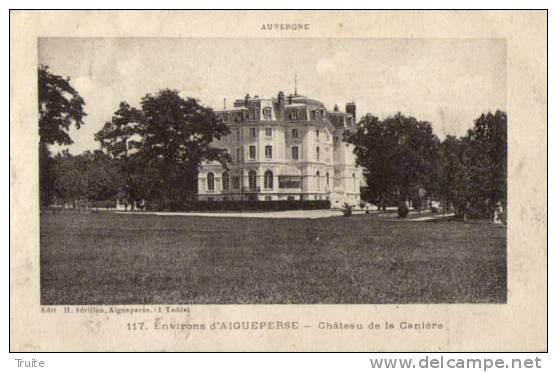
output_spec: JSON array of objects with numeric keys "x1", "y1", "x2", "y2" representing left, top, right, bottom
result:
[
  {"x1": 95, "y1": 102, "x2": 143, "y2": 206},
  {"x1": 345, "y1": 112, "x2": 440, "y2": 208},
  {"x1": 38, "y1": 65, "x2": 86, "y2": 205},
  {"x1": 126, "y1": 89, "x2": 230, "y2": 204},
  {"x1": 459, "y1": 110, "x2": 507, "y2": 219}
]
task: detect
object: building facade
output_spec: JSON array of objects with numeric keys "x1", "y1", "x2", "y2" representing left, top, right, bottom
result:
[{"x1": 197, "y1": 91, "x2": 362, "y2": 206}]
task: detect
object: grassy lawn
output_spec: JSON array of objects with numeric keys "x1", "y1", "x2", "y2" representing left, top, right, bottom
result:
[{"x1": 40, "y1": 210, "x2": 506, "y2": 304}]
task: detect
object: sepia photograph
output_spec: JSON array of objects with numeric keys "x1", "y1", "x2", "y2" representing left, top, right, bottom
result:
[
  {"x1": 38, "y1": 37, "x2": 508, "y2": 305},
  {"x1": 9, "y1": 9, "x2": 547, "y2": 353}
]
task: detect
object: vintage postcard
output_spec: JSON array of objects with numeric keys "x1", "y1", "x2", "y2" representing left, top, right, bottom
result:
[{"x1": 10, "y1": 10, "x2": 547, "y2": 351}]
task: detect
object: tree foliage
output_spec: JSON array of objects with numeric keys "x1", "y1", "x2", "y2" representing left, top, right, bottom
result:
[
  {"x1": 38, "y1": 65, "x2": 86, "y2": 146},
  {"x1": 51, "y1": 150, "x2": 122, "y2": 204},
  {"x1": 450, "y1": 110, "x2": 507, "y2": 219},
  {"x1": 38, "y1": 65, "x2": 86, "y2": 205},
  {"x1": 346, "y1": 110, "x2": 506, "y2": 221},
  {"x1": 344, "y1": 112, "x2": 440, "y2": 206},
  {"x1": 94, "y1": 89, "x2": 230, "y2": 205},
  {"x1": 94, "y1": 102, "x2": 143, "y2": 158}
]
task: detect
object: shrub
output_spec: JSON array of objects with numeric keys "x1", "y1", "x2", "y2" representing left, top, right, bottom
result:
[
  {"x1": 342, "y1": 203, "x2": 352, "y2": 217},
  {"x1": 397, "y1": 202, "x2": 409, "y2": 218},
  {"x1": 411, "y1": 196, "x2": 423, "y2": 212}
]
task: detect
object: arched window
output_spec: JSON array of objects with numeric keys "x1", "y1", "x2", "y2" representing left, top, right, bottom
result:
[
  {"x1": 352, "y1": 173, "x2": 356, "y2": 192},
  {"x1": 248, "y1": 170, "x2": 257, "y2": 190},
  {"x1": 316, "y1": 170, "x2": 321, "y2": 190},
  {"x1": 222, "y1": 172, "x2": 229, "y2": 191},
  {"x1": 316, "y1": 146, "x2": 320, "y2": 161},
  {"x1": 264, "y1": 170, "x2": 273, "y2": 189},
  {"x1": 207, "y1": 172, "x2": 215, "y2": 191},
  {"x1": 326, "y1": 172, "x2": 330, "y2": 188}
]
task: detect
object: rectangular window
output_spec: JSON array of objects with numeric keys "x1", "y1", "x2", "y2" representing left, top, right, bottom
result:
[
  {"x1": 291, "y1": 146, "x2": 299, "y2": 160},
  {"x1": 265, "y1": 145, "x2": 273, "y2": 159},
  {"x1": 233, "y1": 177, "x2": 240, "y2": 189},
  {"x1": 265, "y1": 128, "x2": 272, "y2": 137},
  {"x1": 292, "y1": 128, "x2": 299, "y2": 139},
  {"x1": 310, "y1": 110, "x2": 316, "y2": 120},
  {"x1": 249, "y1": 145, "x2": 256, "y2": 160},
  {"x1": 279, "y1": 176, "x2": 302, "y2": 189},
  {"x1": 316, "y1": 129, "x2": 320, "y2": 138},
  {"x1": 236, "y1": 130, "x2": 241, "y2": 142},
  {"x1": 236, "y1": 147, "x2": 241, "y2": 163},
  {"x1": 250, "y1": 128, "x2": 257, "y2": 138}
]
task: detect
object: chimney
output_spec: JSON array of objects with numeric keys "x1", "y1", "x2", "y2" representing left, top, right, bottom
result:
[
  {"x1": 287, "y1": 94, "x2": 293, "y2": 105},
  {"x1": 334, "y1": 104, "x2": 339, "y2": 112},
  {"x1": 346, "y1": 102, "x2": 356, "y2": 123},
  {"x1": 277, "y1": 91, "x2": 285, "y2": 121},
  {"x1": 245, "y1": 93, "x2": 250, "y2": 105}
]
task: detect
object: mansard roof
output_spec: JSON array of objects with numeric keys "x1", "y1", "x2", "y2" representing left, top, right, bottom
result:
[{"x1": 216, "y1": 91, "x2": 354, "y2": 128}]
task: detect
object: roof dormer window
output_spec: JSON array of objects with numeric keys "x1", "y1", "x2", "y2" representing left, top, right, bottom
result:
[
  {"x1": 289, "y1": 110, "x2": 299, "y2": 121},
  {"x1": 249, "y1": 108, "x2": 258, "y2": 121},
  {"x1": 262, "y1": 107, "x2": 272, "y2": 120}
]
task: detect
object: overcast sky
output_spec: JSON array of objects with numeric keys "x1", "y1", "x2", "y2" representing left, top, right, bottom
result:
[{"x1": 39, "y1": 38, "x2": 506, "y2": 154}]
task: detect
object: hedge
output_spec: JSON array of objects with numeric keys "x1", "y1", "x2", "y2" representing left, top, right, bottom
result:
[{"x1": 145, "y1": 200, "x2": 331, "y2": 212}]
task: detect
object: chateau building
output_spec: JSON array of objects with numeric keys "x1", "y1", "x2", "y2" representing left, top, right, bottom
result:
[{"x1": 198, "y1": 91, "x2": 362, "y2": 205}]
